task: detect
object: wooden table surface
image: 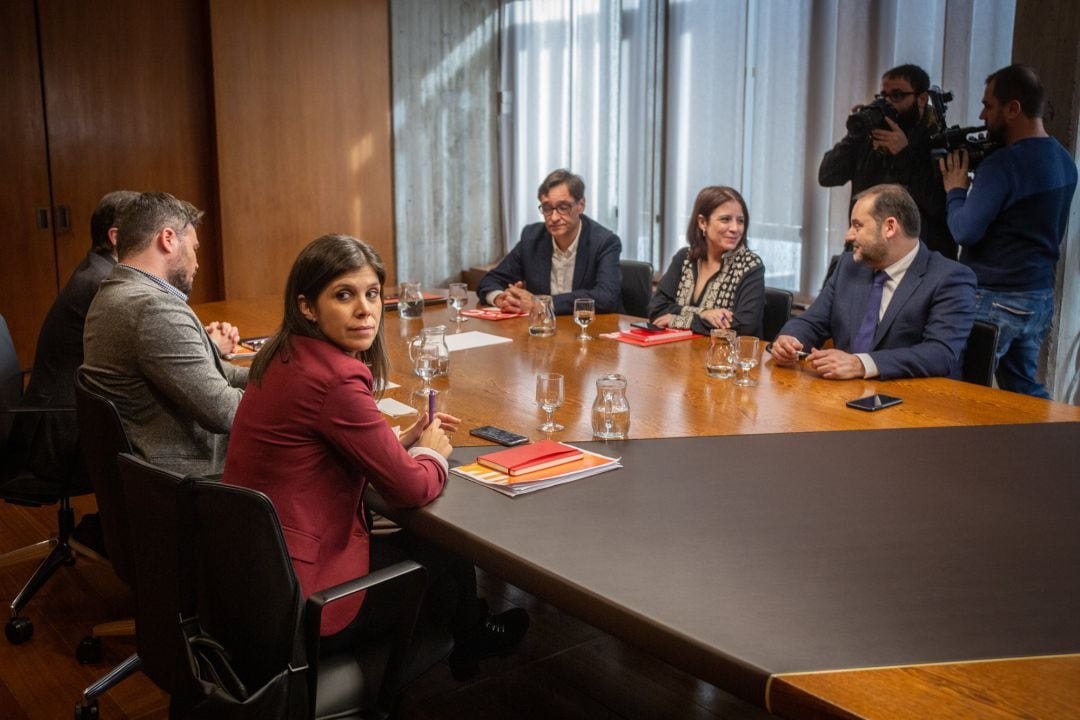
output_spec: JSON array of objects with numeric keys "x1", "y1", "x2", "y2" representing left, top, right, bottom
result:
[{"x1": 194, "y1": 295, "x2": 1080, "y2": 720}]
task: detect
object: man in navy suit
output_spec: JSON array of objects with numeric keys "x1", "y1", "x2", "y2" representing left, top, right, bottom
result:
[
  {"x1": 478, "y1": 169, "x2": 622, "y2": 315},
  {"x1": 773, "y1": 184, "x2": 976, "y2": 379}
]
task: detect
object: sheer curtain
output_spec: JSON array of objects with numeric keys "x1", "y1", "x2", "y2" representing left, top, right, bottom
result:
[
  {"x1": 665, "y1": 0, "x2": 1015, "y2": 294},
  {"x1": 390, "y1": 0, "x2": 501, "y2": 288},
  {"x1": 496, "y1": 0, "x2": 1014, "y2": 297},
  {"x1": 499, "y1": 0, "x2": 664, "y2": 262}
]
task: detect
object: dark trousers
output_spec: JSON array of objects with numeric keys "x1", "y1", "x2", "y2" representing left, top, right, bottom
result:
[{"x1": 321, "y1": 529, "x2": 482, "y2": 654}]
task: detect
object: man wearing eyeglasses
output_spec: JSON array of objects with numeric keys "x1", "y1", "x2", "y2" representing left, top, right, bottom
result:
[
  {"x1": 819, "y1": 64, "x2": 956, "y2": 260},
  {"x1": 478, "y1": 168, "x2": 622, "y2": 315}
]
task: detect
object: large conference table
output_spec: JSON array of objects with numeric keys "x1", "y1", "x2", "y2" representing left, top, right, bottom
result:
[{"x1": 195, "y1": 295, "x2": 1080, "y2": 720}]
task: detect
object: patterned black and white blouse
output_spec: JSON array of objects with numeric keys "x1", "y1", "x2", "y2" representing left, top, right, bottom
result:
[{"x1": 646, "y1": 245, "x2": 765, "y2": 337}]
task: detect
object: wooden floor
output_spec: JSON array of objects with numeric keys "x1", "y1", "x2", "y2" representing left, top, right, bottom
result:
[{"x1": 0, "y1": 496, "x2": 776, "y2": 720}]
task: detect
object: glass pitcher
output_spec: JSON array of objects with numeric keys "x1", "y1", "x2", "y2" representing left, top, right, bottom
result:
[
  {"x1": 399, "y1": 281, "x2": 424, "y2": 319},
  {"x1": 408, "y1": 324, "x2": 450, "y2": 376},
  {"x1": 528, "y1": 294, "x2": 556, "y2": 337},
  {"x1": 591, "y1": 373, "x2": 630, "y2": 440}
]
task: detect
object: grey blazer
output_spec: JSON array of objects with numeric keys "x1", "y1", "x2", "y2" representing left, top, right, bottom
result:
[{"x1": 81, "y1": 264, "x2": 248, "y2": 475}]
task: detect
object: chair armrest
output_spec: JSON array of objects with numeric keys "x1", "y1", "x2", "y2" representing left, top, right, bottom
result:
[
  {"x1": 0, "y1": 406, "x2": 76, "y2": 415},
  {"x1": 304, "y1": 560, "x2": 427, "y2": 656},
  {"x1": 303, "y1": 560, "x2": 428, "y2": 716}
]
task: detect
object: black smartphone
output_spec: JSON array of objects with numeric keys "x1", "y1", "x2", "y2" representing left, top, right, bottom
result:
[
  {"x1": 846, "y1": 393, "x2": 903, "y2": 412},
  {"x1": 469, "y1": 425, "x2": 530, "y2": 446},
  {"x1": 629, "y1": 321, "x2": 664, "y2": 332}
]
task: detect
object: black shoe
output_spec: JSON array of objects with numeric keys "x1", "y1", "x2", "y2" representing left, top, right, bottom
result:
[
  {"x1": 70, "y1": 513, "x2": 108, "y2": 559},
  {"x1": 448, "y1": 607, "x2": 530, "y2": 681}
]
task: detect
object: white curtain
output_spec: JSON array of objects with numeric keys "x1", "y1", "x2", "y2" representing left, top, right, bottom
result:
[
  {"x1": 390, "y1": 0, "x2": 502, "y2": 288},
  {"x1": 499, "y1": 0, "x2": 664, "y2": 263},
  {"x1": 497, "y1": 0, "x2": 1014, "y2": 296}
]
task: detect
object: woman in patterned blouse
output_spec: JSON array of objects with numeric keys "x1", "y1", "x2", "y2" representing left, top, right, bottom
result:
[{"x1": 647, "y1": 186, "x2": 765, "y2": 336}]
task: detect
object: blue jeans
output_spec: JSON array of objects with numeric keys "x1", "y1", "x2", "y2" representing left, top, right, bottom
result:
[{"x1": 974, "y1": 288, "x2": 1054, "y2": 398}]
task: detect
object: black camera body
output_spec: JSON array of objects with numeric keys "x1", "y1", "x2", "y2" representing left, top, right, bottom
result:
[
  {"x1": 846, "y1": 97, "x2": 899, "y2": 136},
  {"x1": 929, "y1": 125, "x2": 1001, "y2": 170}
]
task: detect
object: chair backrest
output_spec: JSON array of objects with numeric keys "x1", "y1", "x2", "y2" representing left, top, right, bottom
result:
[
  {"x1": 74, "y1": 367, "x2": 135, "y2": 583},
  {"x1": 117, "y1": 453, "x2": 187, "y2": 693},
  {"x1": 0, "y1": 315, "x2": 23, "y2": 445},
  {"x1": 762, "y1": 287, "x2": 794, "y2": 342},
  {"x1": 962, "y1": 320, "x2": 1000, "y2": 387},
  {"x1": 620, "y1": 260, "x2": 654, "y2": 318},
  {"x1": 191, "y1": 480, "x2": 305, "y2": 693}
]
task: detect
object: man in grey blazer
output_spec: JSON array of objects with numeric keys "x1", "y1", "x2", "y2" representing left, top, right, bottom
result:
[
  {"x1": 772, "y1": 184, "x2": 976, "y2": 379},
  {"x1": 82, "y1": 192, "x2": 248, "y2": 476}
]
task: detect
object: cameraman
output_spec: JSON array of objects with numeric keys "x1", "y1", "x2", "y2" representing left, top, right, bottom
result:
[
  {"x1": 939, "y1": 64, "x2": 1077, "y2": 399},
  {"x1": 820, "y1": 64, "x2": 956, "y2": 259}
]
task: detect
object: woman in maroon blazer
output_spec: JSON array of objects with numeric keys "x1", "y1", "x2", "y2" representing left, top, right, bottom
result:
[{"x1": 223, "y1": 234, "x2": 526, "y2": 680}]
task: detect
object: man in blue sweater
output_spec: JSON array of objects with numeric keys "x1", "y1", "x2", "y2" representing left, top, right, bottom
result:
[{"x1": 940, "y1": 64, "x2": 1077, "y2": 398}]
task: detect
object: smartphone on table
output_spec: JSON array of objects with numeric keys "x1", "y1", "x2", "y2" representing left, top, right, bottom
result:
[
  {"x1": 469, "y1": 425, "x2": 529, "y2": 446},
  {"x1": 846, "y1": 394, "x2": 903, "y2": 411}
]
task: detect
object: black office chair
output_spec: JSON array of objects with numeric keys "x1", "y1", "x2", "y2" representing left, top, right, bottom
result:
[
  {"x1": 962, "y1": 320, "x2": 1000, "y2": 387},
  {"x1": 73, "y1": 368, "x2": 141, "y2": 717},
  {"x1": 112, "y1": 453, "x2": 432, "y2": 719},
  {"x1": 0, "y1": 314, "x2": 94, "y2": 645},
  {"x1": 619, "y1": 260, "x2": 654, "y2": 317},
  {"x1": 762, "y1": 287, "x2": 794, "y2": 342}
]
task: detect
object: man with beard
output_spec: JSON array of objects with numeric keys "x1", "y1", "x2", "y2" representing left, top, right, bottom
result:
[
  {"x1": 82, "y1": 192, "x2": 248, "y2": 476},
  {"x1": 820, "y1": 64, "x2": 956, "y2": 259},
  {"x1": 940, "y1": 64, "x2": 1077, "y2": 399},
  {"x1": 772, "y1": 184, "x2": 975, "y2": 379}
]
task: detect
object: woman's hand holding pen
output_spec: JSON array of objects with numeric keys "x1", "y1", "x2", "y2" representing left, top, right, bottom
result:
[{"x1": 401, "y1": 411, "x2": 460, "y2": 457}]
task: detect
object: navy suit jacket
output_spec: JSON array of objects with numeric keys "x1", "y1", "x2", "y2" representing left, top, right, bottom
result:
[
  {"x1": 477, "y1": 214, "x2": 623, "y2": 314},
  {"x1": 778, "y1": 243, "x2": 976, "y2": 379}
]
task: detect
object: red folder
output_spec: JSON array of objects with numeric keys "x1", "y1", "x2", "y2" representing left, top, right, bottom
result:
[{"x1": 477, "y1": 440, "x2": 584, "y2": 476}]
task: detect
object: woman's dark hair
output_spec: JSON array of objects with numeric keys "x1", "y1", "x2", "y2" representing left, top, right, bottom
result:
[
  {"x1": 250, "y1": 234, "x2": 389, "y2": 393},
  {"x1": 686, "y1": 186, "x2": 750, "y2": 262}
]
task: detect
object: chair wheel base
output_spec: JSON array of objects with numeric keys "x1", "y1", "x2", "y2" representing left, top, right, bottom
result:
[
  {"x1": 74, "y1": 701, "x2": 98, "y2": 720},
  {"x1": 5, "y1": 617, "x2": 34, "y2": 644},
  {"x1": 76, "y1": 636, "x2": 102, "y2": 664}
]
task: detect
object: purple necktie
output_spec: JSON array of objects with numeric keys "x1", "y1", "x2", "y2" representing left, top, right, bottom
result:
[{"x1": 851, "y1": 271, "x2": 888, "y2": 354}]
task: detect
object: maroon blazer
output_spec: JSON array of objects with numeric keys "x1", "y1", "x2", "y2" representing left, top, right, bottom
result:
[{"x1": 222, "y1": 335, "x2": 445, "y2": 635}]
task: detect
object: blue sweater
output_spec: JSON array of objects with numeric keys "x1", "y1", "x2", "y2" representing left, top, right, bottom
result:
[{"x1": 945, "y1": 137, "x2": 1076, "y2": 291}]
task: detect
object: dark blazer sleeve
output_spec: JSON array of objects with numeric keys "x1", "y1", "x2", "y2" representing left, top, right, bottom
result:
[
  {"x1": 777, "y1": 281, "x2": 836, "y2": 352},
  {"x1": 477, "y1": 227, "x2": 532, "y2": 304},
  {"x1": 868, "y1": 253, "x2": 977, "y2": 380},
  {"x1": 647, "y1": 248, "x2": 689, "y2": 321},
  {"x1": 552, "y1": 218, "x2": 623, "y2": 315}
]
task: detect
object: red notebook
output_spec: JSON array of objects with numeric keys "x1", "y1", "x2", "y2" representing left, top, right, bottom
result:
[
  {"x1": 616, "y1": 327, "x2": 694, "y2": 346},
  {"x1": 477, "y1": 440, "x2": 584, "y2": 476}
]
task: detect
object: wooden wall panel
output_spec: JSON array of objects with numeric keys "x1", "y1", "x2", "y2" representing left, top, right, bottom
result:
[
  {"x1": 0, "y1": 1, "x2": 60, "y2": 368},
  {"x1": 37, "y1": 0, "x2": 221, "y2": 304},
  {"x1": 209, "y1": 0, "x2": 396, "y2": 299}
]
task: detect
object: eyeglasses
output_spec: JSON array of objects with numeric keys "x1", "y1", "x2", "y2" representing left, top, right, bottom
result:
[
  {"x1": 875, "y1": 90, "x2": 917, "y2": 103},
  {"x1": 538, "y1": 202, "x2": 577, "y2": 217}
]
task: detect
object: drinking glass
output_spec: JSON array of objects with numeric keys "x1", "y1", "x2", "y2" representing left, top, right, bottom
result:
[
  {"x1": 412, "y1": 338, "x2": 440, "y2": 397},
  {"x1": 573, "y1": 298, "x2": 595, "y2": 341},
  {"x1": 734, "y1": 336, "x2": 761, "y2": 387},
  {"x1": 535, "y1": 372, "x2": 564, "y2": 432},
  {"x1": 706, "y1": 328, "x2": 736, "y2": 379},
  {"x1": 448, "y1": 282, "x2": 469, "y2": 323}
]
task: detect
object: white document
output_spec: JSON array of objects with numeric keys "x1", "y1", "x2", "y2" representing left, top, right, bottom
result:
[
  {"x1": 444, "y1": 331, "x2": 513, "y2": 352},
  {"x1": 376, "y1": 397, "x2": 418, "y2": 417}
]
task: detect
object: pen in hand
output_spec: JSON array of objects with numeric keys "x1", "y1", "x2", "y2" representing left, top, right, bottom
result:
[{"x1": 427, "y1": 390, "x2": 436, "y2": 427}]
